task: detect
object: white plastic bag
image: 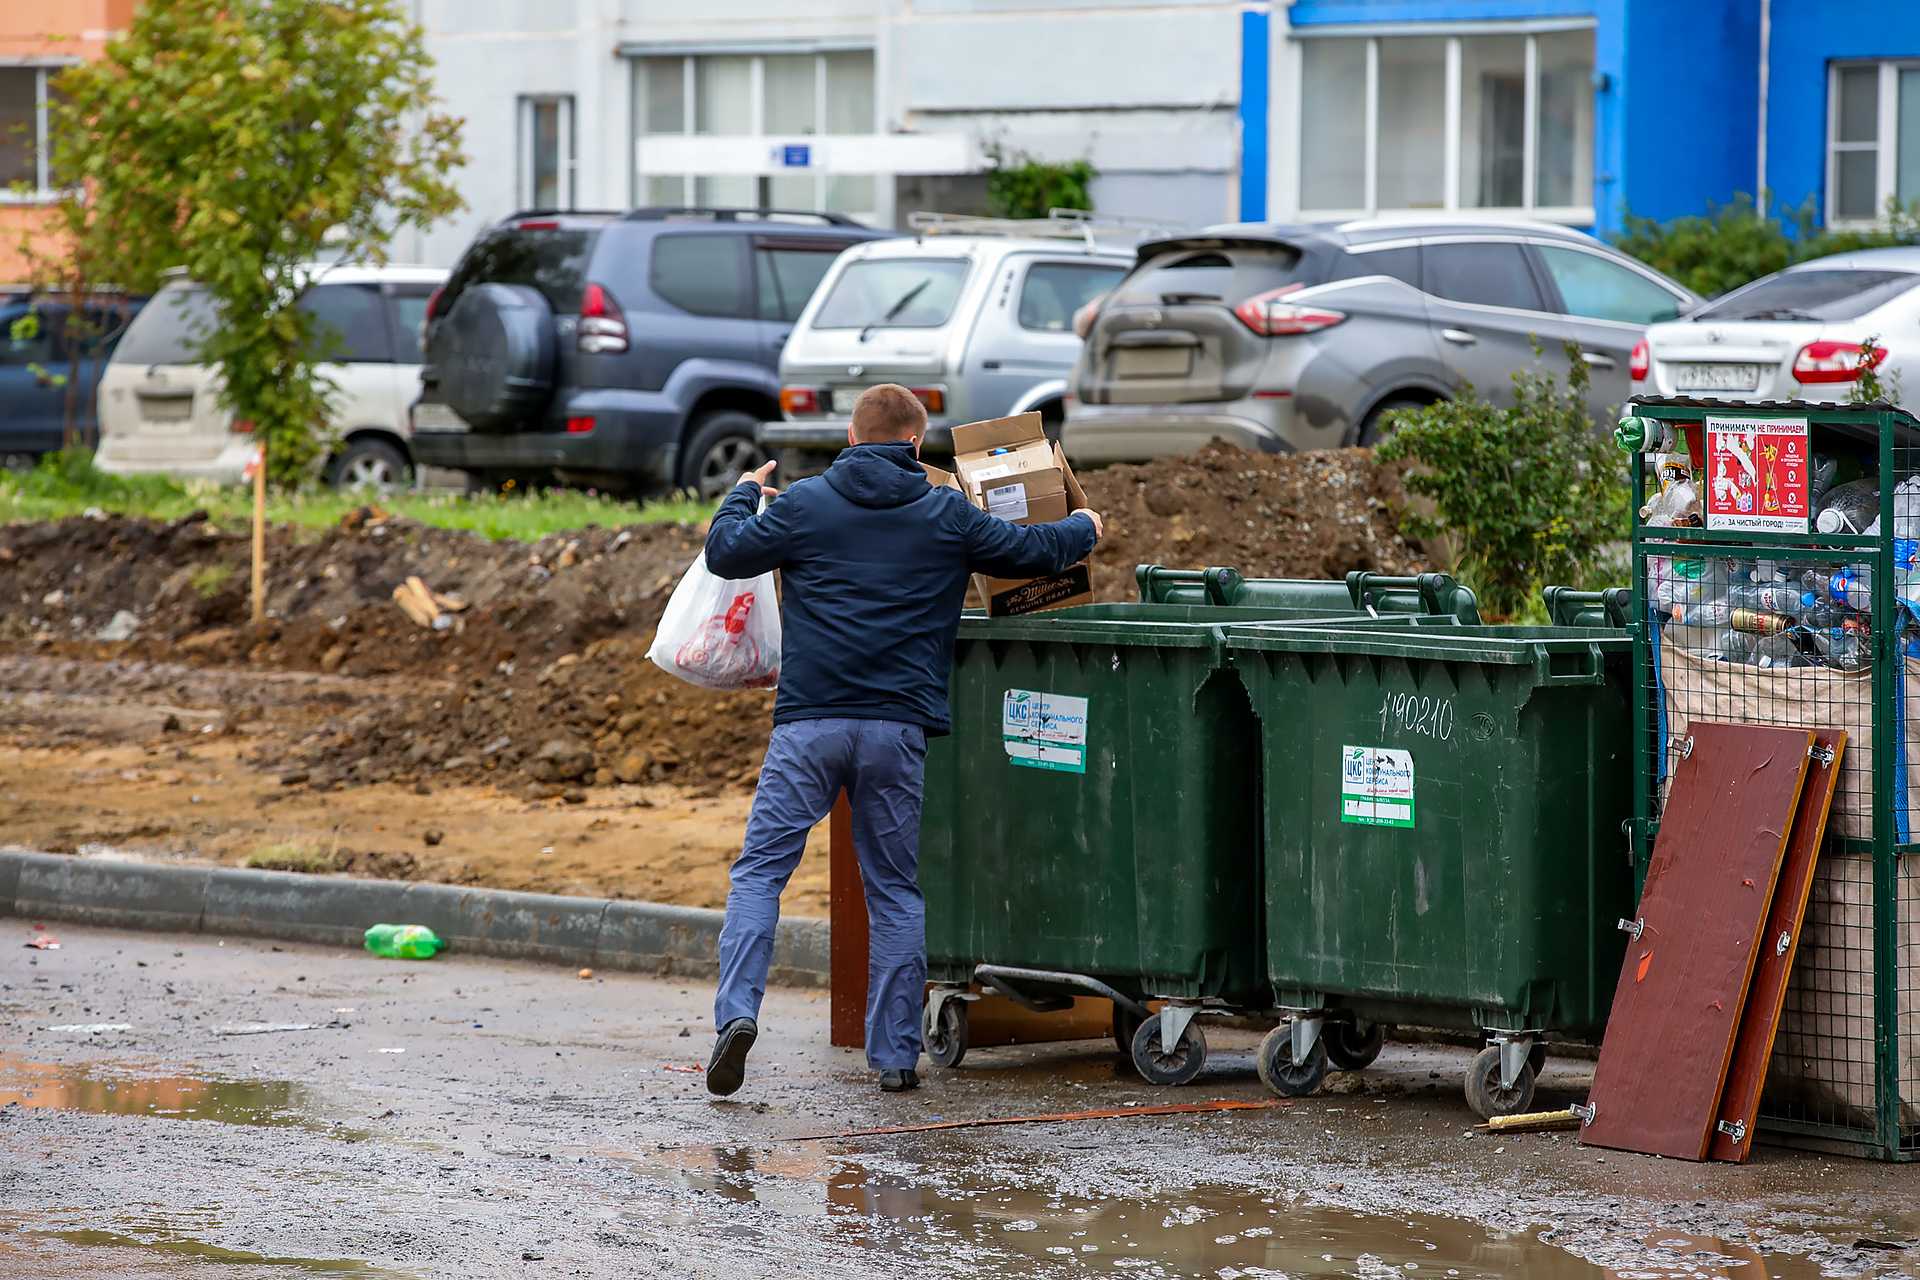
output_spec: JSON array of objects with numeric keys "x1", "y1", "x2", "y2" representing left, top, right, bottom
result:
[{"x1": 646, "y1": 553, "x2": 781, "y2": 690}]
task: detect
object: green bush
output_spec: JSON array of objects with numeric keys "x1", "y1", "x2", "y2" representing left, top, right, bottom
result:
[
  {"x1": 1614, "y1": 193, "x2": 1920, "y2": 298},
  {"x1": 1374, "y1": 342, "x2": 1627, "y2": 621},
  {"x1": 983, "y1": 142, "x2": 1095, "y2": 220}
]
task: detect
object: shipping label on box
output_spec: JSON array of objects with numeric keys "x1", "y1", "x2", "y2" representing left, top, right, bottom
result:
[
  {"x1": 1003, "y1": 688, "x2": 1090, "y2": 774},
  {"x1": 1703, "y1": 416, "x2": 1811, "y2": 533}
]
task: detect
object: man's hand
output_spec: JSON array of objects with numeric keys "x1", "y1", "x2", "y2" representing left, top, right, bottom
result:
[
  {"x1": 1080, "y1": 508, "x2": 1104, "y2": 539},
  {"x1": 739, "y1": 460, "x2": 779, "y2": 499}
]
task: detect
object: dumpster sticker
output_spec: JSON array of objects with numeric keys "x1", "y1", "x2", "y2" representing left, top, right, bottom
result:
[
  {"x1": 1703, "y1": 416, "x2": 1811, "y2": 534},
  {"x1": 1003, "y1": 689, "x2": 1089, "y2": 774},
  {"x1": 1340, "y1": 746, "x2": 1415, "y2": 827}
]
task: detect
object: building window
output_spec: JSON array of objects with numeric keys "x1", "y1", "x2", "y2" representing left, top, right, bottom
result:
[
  {"x1": 632, "y1": 50, "x2": 876, "y2": 218},
  {"x1": 0, "y1": 64, "x2": 66, "y2": 202},
  {"x1": 1297, "y1": 29, "x2": 1595, "y2": 220},
  {"x1": 1826, "y1": 61, "x2": 1920, "y2": 226},
  {"x1": 518, "y1": 96, "x2": 575, "y2": 211}
]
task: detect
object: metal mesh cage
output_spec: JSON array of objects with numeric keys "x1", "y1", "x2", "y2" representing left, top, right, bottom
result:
[{"x1": 1628, "y1": 397, "x2": 1919, "y2": 1160}]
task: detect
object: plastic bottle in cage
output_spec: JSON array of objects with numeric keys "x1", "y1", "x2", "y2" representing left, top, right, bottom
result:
[
  {"x1": 1728, "y1": 582, "x2": 1803, "y2": 614},
  {"x1": 1663, "y1": 600, "x2": 1731, "y2": 627},
  {"x1": 1811, "y1": 625, "x2": 1872, "y2": 671},
  {"x1": 1803, "y1": 566, "x2": 1874, "y2": 610},
  {"x1": 1615, "y1": 415, "x2": 1679, "y2": 453},
  {"x1": 1748, "y1": 631, "x2": 1800, "y2": 668},
  {"x1": 1654, "y1": 558, "x2": 1727, "y2": 607},
  {"x1": 1730, "y1": 608, "x2": 1792, "y2": 635},
  {"x1": 1796, "y1": 593, "x2": 1854, "y2": 628},
  {"x1": 1814, "y1": 477, "x2": 1880, "y2": 535}
]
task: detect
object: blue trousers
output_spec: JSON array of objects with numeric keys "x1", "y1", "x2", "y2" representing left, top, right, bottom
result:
[{"x1": 716, "y1": 717, "x2": 929, "y2": 1070}]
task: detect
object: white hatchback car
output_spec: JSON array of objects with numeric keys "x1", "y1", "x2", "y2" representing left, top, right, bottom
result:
[
  {"x1": 1636, "y1": 247, "x2": 1920, "y2": 403},
  {"x1": 95, "y1": 263, "x2": 446, "y2": 491}
]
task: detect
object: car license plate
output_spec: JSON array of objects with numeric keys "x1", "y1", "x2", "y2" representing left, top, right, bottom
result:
[
  {"x1": 829, "y1": 387, "x2": 864, "y2": 415},
  {"x1": 1671, "y1": 362, "x2": 1762, "y2": 392},
  {"x1": 411, "y1": 402, "x2": 469, "y2": 433},
  {"x1": 1113, "y1": 347, "x2": 1192, "y2": 378}
]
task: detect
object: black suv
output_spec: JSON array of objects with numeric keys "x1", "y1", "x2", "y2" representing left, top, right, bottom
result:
[{"x1": 411, "y1": 207, "x2": 886, "y2": 497}]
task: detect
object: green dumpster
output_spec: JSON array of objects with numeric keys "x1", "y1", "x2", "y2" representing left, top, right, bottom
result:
[
  {"x1": 1223, "y1": 624, "x2": 1635, "y2": 1118},
  {"x1": 919, "y1": 578, "x2": 1479, "y2": 1086},
  {"x1": 1138, "y1": 565, "x2": 1483, "y2": 622}
]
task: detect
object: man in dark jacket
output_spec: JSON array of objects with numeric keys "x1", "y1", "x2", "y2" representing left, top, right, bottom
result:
[{"x1": 702, "y1": 384, "x2": 1101, "y2": 1096}]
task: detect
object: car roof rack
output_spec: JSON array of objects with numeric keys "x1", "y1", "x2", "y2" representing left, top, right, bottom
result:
[
  {"x1": 620, "y1": 206, "x2": 867, "y2": 227},
  {"x1": 498, "y1": 209, "x2": 626, "y2": 224},
  {"x1": 906, "y1": 208, "x2": 1179, "y2": 249}
]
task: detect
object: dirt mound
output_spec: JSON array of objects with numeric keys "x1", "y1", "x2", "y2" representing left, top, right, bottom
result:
[
  {"x1": 0, "y1": 445, "x2": 1423, "y2": 796},
  {"x1": 1079, "y1": 443, "x2": 1424, "y2": 595}
]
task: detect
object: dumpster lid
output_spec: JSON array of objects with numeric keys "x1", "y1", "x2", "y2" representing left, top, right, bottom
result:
[
  {"x1": 1626, "y1": 394, "x2": 1920, "y2": 448},
  {"x1": 1222, "y1": 623, "x2": 1627, "y2": 667}
]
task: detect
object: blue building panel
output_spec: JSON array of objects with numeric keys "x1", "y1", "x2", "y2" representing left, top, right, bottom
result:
[
  {"x1": 1764, "y1": 4, "x2": 1920, "y2": 221},
  {"x1": 1241, "y1": 7, "x2": 1271, "y2": 221},
  {"x1": 1615, "y1": 0, "x2": 1758, "y2": 230}
]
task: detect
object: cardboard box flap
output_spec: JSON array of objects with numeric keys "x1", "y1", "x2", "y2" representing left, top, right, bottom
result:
[
  {"x1": 921, "y1": 461, "x2": 962, "y2": 492},
  {"x1": 951, "y1": 412, "x2": 1046, "y2": 457}
]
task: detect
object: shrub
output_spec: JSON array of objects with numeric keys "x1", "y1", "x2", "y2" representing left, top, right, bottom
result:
[
  {"x1": 983, "y1": 142, "x2": 1095, "y2": 220},
  {"x1": 1374, "y1": 342, "x2": 1627, "y2": 621},
  {"x1": 1615, "y1": 194, "x2": 1920, "y2": 299}
]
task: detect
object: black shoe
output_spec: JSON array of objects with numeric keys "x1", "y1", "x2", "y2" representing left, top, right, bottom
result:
[
  {"x1": 878, "y1": 1068, "x2": 919, "y2": 1093},
  {"x1": 707, "y1": 1018, "x2": 758, "y2": 1097}
]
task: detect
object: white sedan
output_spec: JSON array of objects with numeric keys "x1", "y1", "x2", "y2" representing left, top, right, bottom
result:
[{"x1": 1634, "y1": 246, "x2": 1920, "y2": 402}]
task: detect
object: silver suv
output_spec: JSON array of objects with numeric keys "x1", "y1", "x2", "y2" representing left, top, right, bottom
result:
[
  {"x1": 757, "y1": 212, "x2": 1151, "y2": 467},
  {"x1": 1062, "y1": 218, "x2": 1700, "y2": 462}
]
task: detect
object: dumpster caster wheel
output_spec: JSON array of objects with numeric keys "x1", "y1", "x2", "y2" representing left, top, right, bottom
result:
[
  {"x1": 1131, "y1": 1014, "x2": 1207, "y2": 1086},
  {"x1": 925, "y1": 998, "x2": 968, "y2": 1070},
  {"x1": 1113, "y1": 1005, "x2": 1146, "y2": 1066},
  {"x1": 1466, "y1": 1044, "x2": 1536, "y2": 1119},
  {"x1": 1325, "y1": 1020, "x2": 1387, "y2": 1071},
  {"x1": 1256, "y1": 1026, "x2": 1329, "y2": 1098}
]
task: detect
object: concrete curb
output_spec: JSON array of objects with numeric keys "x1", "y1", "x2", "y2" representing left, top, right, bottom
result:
[{"x1": 0, "y1": 851, "x2": 829, "y2": 987}]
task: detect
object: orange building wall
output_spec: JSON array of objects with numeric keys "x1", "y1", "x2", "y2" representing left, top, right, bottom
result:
[{"x1": 0, "y1": 1, "x2": 134, "y2": 283}]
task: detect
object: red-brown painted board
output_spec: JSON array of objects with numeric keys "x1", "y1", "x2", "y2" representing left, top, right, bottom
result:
[
  {"x1": 829, "y1": 791, "x2": 868, "y2": 1049},
  {"x1": 1709, "y1": 727, "x2": 1846, "y2": 1163},
  {"x1": 1579, "y1": 720, "x2": 1813, "y2": 1161}
]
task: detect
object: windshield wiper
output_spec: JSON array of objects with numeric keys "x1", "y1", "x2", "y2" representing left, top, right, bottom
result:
[{"x1": 859, "y1": 279, "x2": 933, "y2": 340}]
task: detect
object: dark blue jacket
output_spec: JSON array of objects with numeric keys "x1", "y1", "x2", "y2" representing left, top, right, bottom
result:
[{"x1": 704, "y1": 442, "x2": 1098, "y2": 735}]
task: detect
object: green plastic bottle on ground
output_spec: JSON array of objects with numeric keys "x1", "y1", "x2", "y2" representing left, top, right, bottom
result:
[{"x1": 363, "y1": 924, "x2": 444, "y2": 960}]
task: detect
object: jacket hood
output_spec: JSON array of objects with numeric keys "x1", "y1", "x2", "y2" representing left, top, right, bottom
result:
[{"x1": 823, "y1": 442, "x2": 936, "y2": 510}]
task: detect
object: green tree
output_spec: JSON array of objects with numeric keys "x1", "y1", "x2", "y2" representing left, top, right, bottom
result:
[
  {"x1": 983, "y1": 141, "x2": 1095, "y2": 220},
  {"x1": 1375, "y1": 342, "x2": 1626, "y2": 621},
  {"x1": 1614, "y1": 193, "x2": 1920, "y2": 299},
  {"x1": 48, "y1": 0, "x2": 464, "y2": 487}
]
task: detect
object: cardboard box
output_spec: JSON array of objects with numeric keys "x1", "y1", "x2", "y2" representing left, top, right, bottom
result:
[{"x1": 949, "y1": 412, "x2": 1095, "y2": 616}]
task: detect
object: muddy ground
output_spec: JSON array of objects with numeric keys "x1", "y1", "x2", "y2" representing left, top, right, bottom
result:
[
  {"x1": 0, "y1": 446, "x2": 1417, "y2": 904},
  {"x1": 3, "y1": 925, "x2": 1916, "y2": 1278}
]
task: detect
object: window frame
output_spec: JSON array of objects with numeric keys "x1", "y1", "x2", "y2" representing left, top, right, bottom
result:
[
  {"x1": 517, "y1": 94, "x2": 577, "y2": 212},
  {"x1": 1825, "y1": 60, "x2": 1920, "y2": 229},
  {"x1": 1293, "y1": 26, "x2": 1595, "y2": 225},
  {"x1": 630, "y1": 48, "x2": 877, "y2": 216},
  {"x1": 0, "y1": 60, "x2": 78, "y2": 205}
]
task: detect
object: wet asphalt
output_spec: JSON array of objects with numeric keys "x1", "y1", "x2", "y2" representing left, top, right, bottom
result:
[{"x1": 2, "y1": 923, "x2": 1917, "y2": 1279}]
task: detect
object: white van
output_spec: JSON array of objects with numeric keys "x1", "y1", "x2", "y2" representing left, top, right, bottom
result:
[{"x1": 95, "y1": 263, "x2": 446, "y2": 491}]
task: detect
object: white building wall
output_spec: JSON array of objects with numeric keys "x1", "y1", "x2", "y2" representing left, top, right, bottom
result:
[{"x1": 409, "y1": 0, "x2": 1253, "y2": 267}]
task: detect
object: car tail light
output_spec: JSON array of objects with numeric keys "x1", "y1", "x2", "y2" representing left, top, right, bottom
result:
[
  {"x1": 1793, "y1": 339, "x2": 1888, "y2": 384},
  {"x1": 780, "y1": 387, "x2": 820, "y2": 415},
  {"x1": 909, "y1": 387, "x2": 945, "y2": 413},
  {"x1": 1234, "y1": 284, "x2": 1342, "y2": 336},
  {"x1": 565, "y1": 416, "x2": 595, "y2": 434},
  {"x1": 578, "y1": 283, "x2": 629, "y2": 354},
  {"x1": 425, "y1": 286, "x2": 446, "y2": 321},
  {"x1": 517, "y1": 219, "x2": 560, "y2": 231},
  {"x1": 1630, "y1": 338, "x2": 1650, "y2": 382},
  {"x1": 232, "y1": 418, "x2": 254, "y2": 434}
]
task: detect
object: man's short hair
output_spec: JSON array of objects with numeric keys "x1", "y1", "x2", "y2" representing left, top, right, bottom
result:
[{"x1": 850, "y1": 384, "x2": 928, "y2": 443}]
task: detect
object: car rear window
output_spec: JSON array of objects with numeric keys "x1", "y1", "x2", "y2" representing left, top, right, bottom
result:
[
  {"x1": 812, "y1": 258, "x2": 971, "y2": 330},
  {"x1": 111, "y1": 283, "x2": 219, "y2": 365},
  {"x1": 1691, "y1": 268, "x2": 1920, "y2": 322},
  {"x1": 1113, "y1": 244, "x2": 1308, "y2": 307},
  {"x1": 444, "y1": 227, "x2": 594, "y2": 315},
  {"x1": 300, "y1": 283, "x2": 391, "y2": 363},
  {"x1": 1019, "y1": 261, "x2": 1128, "y2": 332}
]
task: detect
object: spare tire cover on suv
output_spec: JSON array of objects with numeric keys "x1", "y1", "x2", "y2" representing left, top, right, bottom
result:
[{"x1": 429, "y1": 283, "x2": 557, "y2": 432}]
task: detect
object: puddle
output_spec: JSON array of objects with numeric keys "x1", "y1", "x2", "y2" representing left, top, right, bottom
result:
[
  {"x1": 0, "y1": 1055, "x2": 365, "y2": 1138},
  {"x1": 2, "y1": 1211, "x2": 410, "y2": 1277},
  {"x1": 614, "y1": 1145, "x2": 1832, "y2": 1279}
]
